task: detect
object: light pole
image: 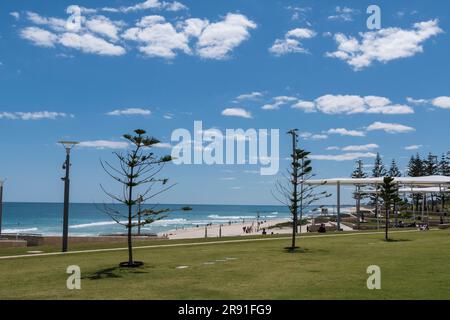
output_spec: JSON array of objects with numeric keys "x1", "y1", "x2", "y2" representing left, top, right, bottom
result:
[
  {"x1": 0, "y1": 180, "x2": 4, "y2": 237},
  {"x1": 59, "y1": 141, "x2": 78, "y2": 252}
]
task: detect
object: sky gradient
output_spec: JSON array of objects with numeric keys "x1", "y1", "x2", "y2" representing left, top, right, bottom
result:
[{"x1": 0, "y1": 0, "x2": 449, "y2": 205}]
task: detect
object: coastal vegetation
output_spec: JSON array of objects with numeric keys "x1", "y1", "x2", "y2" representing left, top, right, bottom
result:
[
  {"x1": 100, "y1": 129, "x2": 174, "y2": 267},
  {"x1": 273, "y1": 130, "x2": 330, "y2": 251}
]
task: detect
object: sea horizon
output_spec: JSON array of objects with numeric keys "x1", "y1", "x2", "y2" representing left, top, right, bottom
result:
[{"x1": 0, "y1": 202, "x2": 354, "y2": 237}]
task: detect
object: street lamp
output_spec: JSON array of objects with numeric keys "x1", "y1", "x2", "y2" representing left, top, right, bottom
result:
[
  {"x1": 0, "y1": 180, "x2": 4, "y2": 237},
  {"x1": 59, "y1": 141, "x2": 78, "y2": 252}
]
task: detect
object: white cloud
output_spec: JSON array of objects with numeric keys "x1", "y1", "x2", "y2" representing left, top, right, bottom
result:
[
  {"x1": 326, "y1": 19, "x2": 443, "y2": 70},
  {"x1": 10, "y1": 12, "x2": 20, "y2": 20},
  {"x1": 20, "y1": 27, "x2": 58, "y2": 47},
  {"x1": 291, "y1": 100, "x2": 316, "y2": 112},
  {"x1": 0, "y1": 111, "x2": 70, "y2": 120},
  {"x1": 85, "y1": 16, "x2": 125, "y2": 41},
  {"x1": 299, "y1": 132, "x2": 328, "y2": 140},
  {"x1": 310, "y1": 152, "x2": 377, "y2": 161},
  {"x1": 196, "y1": 13, "x2": 257, "y2": 60},
  {"x1": 406, "y1": 97, "x2": 429, "y2": 105},
  {"x1": 221, "y1": 108, "x2": 252, "y2": 118},
  {"x1": 20, "y1": 8, "x2": 254, "y2": 61},
  {"x1": 342, "y1": 143, "x2": 379, "y2": 151},
  {"x1": 314, "y1": 94, "x2": 413, "y2": 115},
  {"x1": 25, "y1": 11, "x2": 66, "y2": 32},
  {"x1": 262, "y1": 96, "x2": 297, "y2": 110},
  {"x1": 59, "y1": 32, "x2": 126, "y2": 56},
  {"x1": 404, "y1": 144, "x2": 422, "y2": 150},
  {"x1": 235, "y1": 91, "x2": 263, "y2": 101},
  {"x1": 405, "y1": 96, "x2": 450, "y2": 110},
  {"x1": 328, "y1": 6, "x2": 359, "y2": 22},
  {"x1": 21, "y1": 11, "x2": 126, "y2": 56},
  {"x1": 154, "y1": 142, "x2": 172, "y2": 149},
  {"x1": 366, "y1": 121, "x2": 415, "y2": 133},
  {"x1": 106, "y1": 108, "x2": 152, "y2": 116},
  {"x1": 327, "y1": 128, "x2": 366, "y2": 137},
  {"x1": 269, "y1": 28, "x2": 316, "y2": 56},
  {"x1": 113, "y1": 0, "x2": 187, "y2": 13},
  {"x1": 432, "y1": 96, "x2": 450, "y2": 109},
  {"x1": 123, "y1": 16, "x2": 190, "y2": 58},
  {"x1": 165, "y1": 1, "x2": 188, "y2": 12},
  {"x1": 79, "y1": 140, "x2": 129, "y2": 149},
  {"x1": 163, "y1": 113, "x2": 174, "y2": 119}
]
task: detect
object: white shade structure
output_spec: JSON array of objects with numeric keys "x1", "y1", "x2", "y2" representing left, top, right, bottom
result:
[
  {"x1": 304, "y1": 175, "x2": 450, "y2": 186},
  {"x1": 303, "y1": 175, "x2": 450, "y2": 230}
]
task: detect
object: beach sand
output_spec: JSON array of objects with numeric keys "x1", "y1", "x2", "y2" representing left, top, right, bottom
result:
[
  {"x1": 159, "y1": 218, "x2": 354, "y2": 240},
  {"x1": 160, "y1": 218, "x2": 294, "y2": 239}
]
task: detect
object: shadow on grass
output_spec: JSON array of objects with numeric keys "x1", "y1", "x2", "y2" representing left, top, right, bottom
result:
[
  {"x1": 284, "y1": 247, "x2": 311, "y2": 254},
  {"x1": 85, "y1": 265, "x2": 152, "y2": 280},
  {"x1": 384, "y1": 238, "x2": 412, "y2": 243}
]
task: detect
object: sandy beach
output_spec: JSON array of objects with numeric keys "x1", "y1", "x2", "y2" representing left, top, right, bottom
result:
[
  {"x1": 159, "y1": 218, "x2": 290, "y2": 239},
  {"x1": 159, "y1": 217, "x2": 355, "y2": 239}
]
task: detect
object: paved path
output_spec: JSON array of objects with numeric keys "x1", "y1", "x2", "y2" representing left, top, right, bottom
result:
[{"x1": 0, "y1": 229, "x2": 431, "y2": 260}]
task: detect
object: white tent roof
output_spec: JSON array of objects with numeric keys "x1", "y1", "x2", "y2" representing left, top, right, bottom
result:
[{"x1": 305, "y1": 175, "x2": 450, "y2": 186}]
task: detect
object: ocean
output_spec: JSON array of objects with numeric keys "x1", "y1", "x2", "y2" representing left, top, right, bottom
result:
[
  {"x1": 0, "y1": 203, "x2": 296, "y2": 236},
  {"x1": 0, "y1": 203, "x2": 352, "y2": 236}
]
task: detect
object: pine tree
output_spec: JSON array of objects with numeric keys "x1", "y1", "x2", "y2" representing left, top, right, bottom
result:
[
  {"x1": 273, "y1": 130, "x2": 330, "y2": 251},
  {"x1": 424, "y1": 153, "x2": 438, "y2": 176},
  {"x1": 370, "y1": 153, "x2": 386, "y2": 215},
  {"x1": 351, "y1": 160, "x2": 367, "y2": 226},
  {"x1": 439, "y1": 154, "x2": 450, "y2": 176},
  {"x1": 407, "y1": 154, "x2": 424, "y2": 214},
  {"x1": 388, "y1": 159, "x2": 402, "y2": 177},
  {"x1": 380, "y1": 177, "x2": 402, "y2": 241},
  {"x1": 372, "y1": 153, "x2": 387, "y2": 177},
  {"x1": 424, "y1": 153, "x2": 439, "y2": 211}
]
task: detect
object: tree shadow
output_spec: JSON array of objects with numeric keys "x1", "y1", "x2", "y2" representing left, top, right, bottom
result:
[
  {"x1": 284, "y1": 247, "x2": 311, "y2": 254},
  {"x1": 85, "y1": 265, "x2": 151, "y2": 280},
  {"x1": 384, "y1": 238, "x2": 412, "y2": 243}
]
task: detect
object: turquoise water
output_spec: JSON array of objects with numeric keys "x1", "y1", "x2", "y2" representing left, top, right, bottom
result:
[{"x1": 1, "y1": 203, "x2": 295, "y2": 236}]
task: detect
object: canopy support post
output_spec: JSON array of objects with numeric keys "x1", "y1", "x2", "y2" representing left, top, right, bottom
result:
[{"x1": 337, "y1": 181, "x2": 341, "y2": 231}]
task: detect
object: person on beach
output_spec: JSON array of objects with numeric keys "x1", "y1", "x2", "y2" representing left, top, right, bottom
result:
[
  {"x1": 318, "y1": 223, "x2": 326, "y2": 233},
  {"x1": 262, "y1": 228, "x2": 267, "y2": 235}
]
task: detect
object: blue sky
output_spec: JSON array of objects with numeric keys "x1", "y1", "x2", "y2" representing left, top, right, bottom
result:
[{"x1": 0, "y1": 0, "x2": 449, "y2": 205}]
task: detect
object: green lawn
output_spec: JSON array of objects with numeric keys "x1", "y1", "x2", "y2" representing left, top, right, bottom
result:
[{"x1": 1, "y1": 229, "x2": 450, "y2": 299}]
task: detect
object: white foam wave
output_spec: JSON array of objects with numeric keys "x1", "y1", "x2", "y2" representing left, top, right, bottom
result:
[
  {"x1": 2, "y1": 227, "x2": 38, "y2": 233},
  {"x1": 70, "y1": 221, "x2": 118, "y2": 229},
  {"x1": 208, "y1": 215, "x2": 255, "y2": 220},
  {"x1": 70, "y1": 218, "x2": 188, "y2": 229}
]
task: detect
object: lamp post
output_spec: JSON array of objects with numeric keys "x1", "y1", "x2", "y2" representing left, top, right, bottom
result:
[
  {"x1": 0, "y1": 180, "x2": 4, "y2": 237},
  {"x1": 59, "y1": 141, "x2": 78, "y2": 252}
]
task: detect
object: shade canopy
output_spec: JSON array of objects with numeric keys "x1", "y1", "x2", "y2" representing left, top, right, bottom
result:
[
  {"x1": 363, "y1": 186, "x2": 450, "y2": 194},
  {"x1": 305, "y1": 175, "x2": 450, "y2": 187}
]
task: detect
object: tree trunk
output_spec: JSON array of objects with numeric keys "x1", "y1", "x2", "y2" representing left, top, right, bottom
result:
[
  {"x1": 385, "y1": 207, "x2": 389, "y2": 241},
  {"x1": 128, "y1": 216, "x2": 133, "y2": 264},
  {"x1": 127, "y1": 165, "x2": 135, "y2": 265},
  {"x1": 291, "y1": 211, "x2": 296, "y2": 250}
]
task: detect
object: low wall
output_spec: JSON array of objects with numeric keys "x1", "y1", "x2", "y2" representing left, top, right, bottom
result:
[
  {"x1": 1, "y1": 234, "x2": 166, "y2": 247},
  {"x1": 0, "y1": 239, "x2": 27, "y2": 248}
]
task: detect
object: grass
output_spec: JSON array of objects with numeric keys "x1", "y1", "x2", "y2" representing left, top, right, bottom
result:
[{"x1": 1, "y1": 229, "x2": 450, "y2": 299}]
